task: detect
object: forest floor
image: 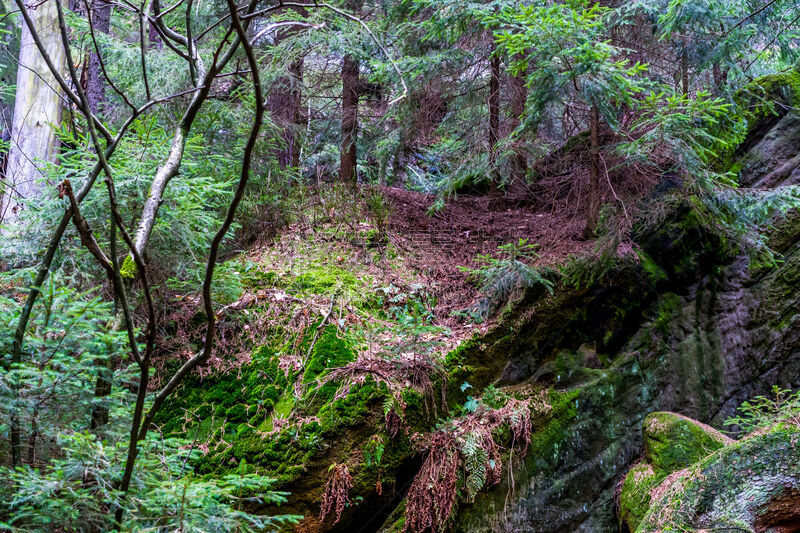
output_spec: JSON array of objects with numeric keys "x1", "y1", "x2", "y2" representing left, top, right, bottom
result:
[
  {"x1": 153, "y1": 185, "x2": 593, "y2": 380},
  {"x1": 382, "y1": 186, "x2": 591, "y2": 320}
]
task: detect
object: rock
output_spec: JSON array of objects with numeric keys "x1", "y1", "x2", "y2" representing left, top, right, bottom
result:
[
  {"x1": 618, "y1": 412, "x2": 733, "y2": 531},
  {"x1": 440, "y1": 204, "x2": 800, "y2": 532},
  {"x1": 735, "y1": 68, "x2": 800, "y2": 188},
  {"x1": 633, "y1": 421, "x2": 800, "y2": 532},
  {"x1": 641, "y1": 412, "x2": 732, "y2": 474},
  {"x1": 738, "y1": 110, "x2": 800, "y2": 188}
]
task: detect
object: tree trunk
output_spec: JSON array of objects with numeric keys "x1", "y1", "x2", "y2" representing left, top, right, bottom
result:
[
  {"x1": 339, "y1": 53, "x2": 359, "y2": 182},
  {"x1": 0, "y1": 0, "x2": 18, "y2": 128},
  {"x1": 680, "y1": 47, "x2": 689, "y2": 95},
  {"x1": 1, "y1": 0, "x2": 65, "y2": 228},
  {"x1": 87, "y1": 0, "x2": 111, "y2": 115},
  {"x1": 5, "y1": 0, "x2": 65, "y2": 464},
  {"x1": 508, "y1": 63, "x2": 527, "y2": 186},
  {"x1": 583, "y1": 105, "x2": 600, "y2": 239},
  {"x1": 268, "y1": 14, "x2": 305, "y2": 170},
  {"x1": 82, "y1": 0, "x2": 113, "y2": 430},
  {"x1": 488, "y1": 48, "x2": 501, "y2": 191}
]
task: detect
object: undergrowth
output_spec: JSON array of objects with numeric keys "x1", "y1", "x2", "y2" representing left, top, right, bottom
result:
[
  {"x1": 403, "y1": 392, "x2": 546, "y2": 533},
  {"x1": 459, "y1": 239, "x2": 555, "y2": 322}
]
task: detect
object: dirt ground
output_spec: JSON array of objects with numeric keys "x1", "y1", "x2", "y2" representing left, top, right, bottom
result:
[{"x1": 383, "y1": 186, "x2": 592, "y2": 321}]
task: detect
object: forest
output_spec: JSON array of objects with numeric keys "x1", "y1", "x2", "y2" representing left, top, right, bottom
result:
[{"x1": 1, "y1": 0, "x2": 800, "y2": 531}]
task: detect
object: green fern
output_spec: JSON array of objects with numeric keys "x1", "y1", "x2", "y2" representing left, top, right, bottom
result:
[{"x1": 461, "y1": 432, "x2": 488, "y2": 502}]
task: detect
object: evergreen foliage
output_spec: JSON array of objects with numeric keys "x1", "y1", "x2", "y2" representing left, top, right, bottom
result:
[{"x1": 2, "y1": 0, "x2": 800, "y2": 529}]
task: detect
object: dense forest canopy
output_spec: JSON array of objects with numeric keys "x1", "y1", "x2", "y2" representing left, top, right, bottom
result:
[{"x1": 1, "y1": 0, "x2": 799, "y2": 530}]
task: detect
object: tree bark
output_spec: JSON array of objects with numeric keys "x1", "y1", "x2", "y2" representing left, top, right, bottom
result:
[
  {"x1": 488, "y1": 48, "x2": 501, "y2": 191},
  {"x1": 268, "y1": 18, "x2": 304, "y2": 170},
  {"x1": 508, "y1": 64, "x2": 527, "y2": 186},
  {"x1": 583, "y1": 105, "x2": 600, "y2": 239},
  {"x1": 339, "y1": 52, "x2": 359, "y2": 182},
  {"x1": 680, "y1": 47, "x2": 689, "y2": 95},
  {"x1": 87, "y1": 0, "x2": 111, "y2": 115},
  {"x1": 1, "y1": 0, "x2": 65, "y2": 228}
]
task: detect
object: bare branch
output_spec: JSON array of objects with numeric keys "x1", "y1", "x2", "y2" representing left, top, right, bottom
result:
[
  {"x1": 60, "y1": 179, "x2": 113, "y2": 274},
  {"x1": 136, "y1": 0, "x2": 265, "y2": 442}
]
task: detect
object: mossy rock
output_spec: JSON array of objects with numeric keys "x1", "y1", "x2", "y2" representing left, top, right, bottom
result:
[
  {"x1": 738, "y1": 68, "x2": 800, "y2": 128},
  {"x1": 618, "y1": 462, "x2": 660, "y2": 531},
  {"x1": 619, "y1": 412, "x2": 733, "y2": 532},
  {"x1": 636, "y1": 421, "x2": 800, "y2": 532},
  {"x1": 642, "y1": 411, "x2": 732, "y2": 474},
  {"x1": 732, "y1": 68, "x2": 800, "y2": 186}
]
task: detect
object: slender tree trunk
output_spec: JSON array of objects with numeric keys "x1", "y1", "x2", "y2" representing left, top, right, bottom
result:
[
  {"x1": 680, "y1": 47, "x2": 689, "y2": 95},
  {"x1": 85, "y1": 0, "x2": 113, "y2": 430},
  {"x1": 87, "y1": 0, "x2": 111, "y2": 115},
  {"x1": 508, "y1": 63, "x2": 527, "y2": 186},
  {"x1": 90, "y1": 358, "x2": 113, "y2": 430},
  {"x1": 488, "y1": 48, "x2": 501, "y2": 191},
  {"x1": 583, "y1": 105, "x2": 600, "y2": 239},
  {"x1": 288, "y1": 59, "x2": 303, "y2": 170},
  {"x1": 1, "y1": 0, "x2": 65, "y2": 228},
  {"x1": 268, "y1": 23, "x2": 304, "y2": 170},
  {"x1": 339, "y1": 52, "x2": 359, "y2": 182},
  {"x1": 148, "y1": 20, "x2": 162, "y2": 49}
]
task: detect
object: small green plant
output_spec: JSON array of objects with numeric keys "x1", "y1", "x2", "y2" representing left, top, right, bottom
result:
[
  {"x1": 724, "y1": 386, "x2": 800, "y2": 434},
  {"x1": 364, "y1": 188, "x2": 391, "y2": 243},
  {"x1": 460, "y1": 239, "x2": 554, "y2": 321},
  {"x1": 363, "y1": 435, "x2": 385, "y2": 468}
]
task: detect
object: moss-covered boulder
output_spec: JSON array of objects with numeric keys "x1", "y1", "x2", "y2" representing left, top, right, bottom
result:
[
  {"x1": 642, "y1": 412, "x2": 732, "y2": 473},
  {"x1": 619, "y1": 412, "x2": 733, "y2": 531},
  {"x1": 633, "y1": 421, "x2": 800, "y2": 532}
]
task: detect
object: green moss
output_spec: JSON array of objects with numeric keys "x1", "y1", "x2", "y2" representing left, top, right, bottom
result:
[
  {"x1": 157, "y1": 346, "x2": 292, "y2": 441},
  {"x1": 619, "y1": 412, "x2": 734, "y2": 532},
  {"x1": 635, "y1": 248, "x2": 668, "y2": 285},
  {"x1": 120, "y1": 255, "x2": 137, "y2": 279},
  {"x1": 635, "y1": 422, "x2": 800, "y2": 532},
  {"x1": 158, "y1": 324, "x2": 380, "y2": 488},
  {"x1": 735, "y1": 68, "x2": 800, "y2": 139},
  {"x1": 652, "y1": 293, "x2": 683, "y2": 336},
  {"x1": 618, "y1": 462, "x2": 660, "y2": 531},
  {"x1": 290, "y1": 266, "x2": 361, "y2": 295},
  {"x1": 527, "y1": 389, "x2": 579, "y2": 462},
  {"x1": 744, "y1": 69, "x2": 800, "y2": 113},
  {"x1": 643, "y1": 411, "x2": 731, "y2": 475},
  {"x1": 302, "y1": 325, "x2": 356, "y2": 402}
]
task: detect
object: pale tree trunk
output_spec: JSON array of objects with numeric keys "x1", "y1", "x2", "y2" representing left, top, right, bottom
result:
[
  {"x1": 680, "y1": 46, "x2": 689, "y2": 95},
  {"x1": 488, "y1": 48, "x2": 500, "y2": 192},
  {"x1": 339, "y1": 52, "x2": 358, "y2": 182},
  {"x1": 1, "y1": 0, "x2": 65, "y2": 227}
]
